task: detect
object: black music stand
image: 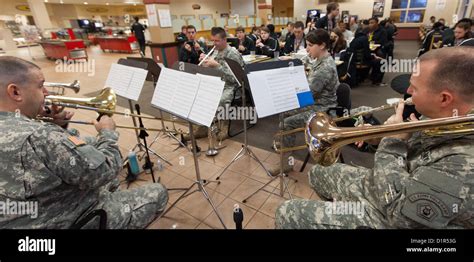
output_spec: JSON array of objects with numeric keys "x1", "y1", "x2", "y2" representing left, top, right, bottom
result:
[
  {"x1": 155, "y1": 62, "x2": 227, "y2": 228},
  {"x1": 228, "y1": 60, "x2": 306, "y2": 202}
]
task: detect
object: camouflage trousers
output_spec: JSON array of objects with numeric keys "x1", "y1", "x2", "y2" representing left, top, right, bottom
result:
[
  {"x1": 275, "y1": 163, "x2": 388, "y2": 229},
  {"x1": 281, "y1": 106, "x2": 333, "y2": 147},
  {"x1": 84, "y1": 183, "x2": 168, "y2": 229}
]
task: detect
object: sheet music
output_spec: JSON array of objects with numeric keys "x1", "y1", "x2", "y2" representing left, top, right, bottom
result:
[
  {"x1": 188, "y1": 74, "x2": 225, "y2": 126},
  {"x1": 152, "y1": 68, "x2": 224, "y2": 127},
  {"x1": 247, "y1": 65, "x2": 313, "y2": 118},
  {"x1": 105, "y1": 64, "x2": 148, "y2": 101},
  {"x1": 172, "y1": 72, "x2": 200, "y2": 118}
]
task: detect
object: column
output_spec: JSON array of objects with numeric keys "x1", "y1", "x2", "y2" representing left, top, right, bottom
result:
[
  {"x1": 144, "y1": 0, "x2": 179, "y2": 67},
  {"x1": 257, "y1": 0, "x2": 273, "y2": 25},
  {"x1": 27, "y1": 0, "x2": 53, "y2": 31}
]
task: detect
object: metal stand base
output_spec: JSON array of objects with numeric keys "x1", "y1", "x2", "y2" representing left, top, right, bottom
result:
[{"x1": 156, "y1": 122, "x2": 227, "y2": 229}]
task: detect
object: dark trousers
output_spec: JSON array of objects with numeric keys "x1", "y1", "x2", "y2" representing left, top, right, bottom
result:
[
  {"x1": 137, "y1": 38, "x2": 146, "y2": 54},
  {"x1": 370, "y1": 59, "x2": 385, "y2": 84}
]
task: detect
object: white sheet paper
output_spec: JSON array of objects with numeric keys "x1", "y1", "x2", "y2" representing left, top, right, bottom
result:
[
  {"x1": 151, "y1": 68, "x2": 224, "y2": 127},
  {"x1": 188, "y1": 74, "x2": 225, "y2": 126},
  {"x1": 247, "y1": 65, "x2": 311, "y2": 118},
  {"x1": 105, "y1": 64, "x2": 148, "y2": 101},
  {"x1": 158, "y1": 9, "x2": 172, "y2": 28},
  {"x1": 146, "y1": 5, "x2": 159, "y2": 26}
]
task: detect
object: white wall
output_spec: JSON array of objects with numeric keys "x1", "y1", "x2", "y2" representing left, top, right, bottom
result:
[
  {"x1": 169, "y1": 0, "x2": 230, "y2": 20},
  {"x1": 294, "y1": 0, "x2": 463, "y2": 27},
  {"x1": 231, "y1": 0, "x2": 255, "y2": 16}
]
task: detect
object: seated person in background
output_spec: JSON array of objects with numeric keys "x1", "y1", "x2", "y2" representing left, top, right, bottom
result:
[
  {"x1": 248, "y1": 26, "x2": 261, "y2": 43},
  {"x1": 276, "y1": 47, "x2": 474, "y2": 229},
  {"x1": 419, "y1": 22, "x2": 445, "y2": 56},
  {"x1": 330, "y1": 28, "x2": 348, "y2": 56},
  {"x1": 338, "y1": 20, "x2": 354, "y2": 42},
  {"x1": 282, "y1": 21, "x2": 306, "y2": 55},
  {"x1": 235, "y1": 26, "x2": 256, "y2": 55},
  {"x1": 224, "y1": 25, "x2": 235, "y2": 38},
  {"x1": 451, "y1": 20, "x2": 473, "y2": 46},
  {"x1": 255, "y1": 27, "x2": 280, "y2": 58},
  {"x1": 368, "y1": 17, "x2": 388, "y2": 86},
  {"x1": 268, "y1": 29, "x2": 339, "y2": 176},
  {"x1": 279, "y1": 22, "x2": 295, "y2": 48},
  {"x1": 178, "y1": 25, "x2": 207, "y2": 64},
  {"x1": 176, "y1": 25, "x2": 188, "y2": 45},
  {"x1": 350, "y1": 17, "x2": 359, "y2": 33},
  {"x1": 266, "y1": 24, "x2": 279, "y2": 41},
  {"x1": 189, "y1": 27, "x2": 245, "y2": 140},
  {"x1": 0, "y1": 56, "x2": 168, "y2": 229}
]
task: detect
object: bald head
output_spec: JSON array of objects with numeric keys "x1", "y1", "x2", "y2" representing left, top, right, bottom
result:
[{"x1": 419, "y1": 47, "x2": 474, "y2": 104}]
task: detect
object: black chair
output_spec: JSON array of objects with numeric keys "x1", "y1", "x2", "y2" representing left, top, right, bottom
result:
[
  {"x1": 300, "y1": 83, "x2": 352, "y2": 172},
  {"x1": 70, "y1": 209, "x2": 107, "y2": 229},
  {"x1": 354, "y1": 48, "x2": 371, "y2": 85}
]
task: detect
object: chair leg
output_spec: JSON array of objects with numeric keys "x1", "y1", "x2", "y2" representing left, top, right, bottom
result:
[{"x1": 300, "y1": 152, "x2": 311, "y2": 172}]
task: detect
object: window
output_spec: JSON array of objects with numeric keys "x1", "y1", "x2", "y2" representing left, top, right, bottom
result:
[{"x1": 390, "y1": 0, "x2": 427, "y2": 23}]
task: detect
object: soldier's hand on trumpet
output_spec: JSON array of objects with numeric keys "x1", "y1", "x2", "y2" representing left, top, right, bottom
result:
[
  {"x1": 199, "y1": 53, "x2": 219, "y2": 68},
  {"x1": 385, "y1": 100, "x2": 419, "y2": 141}
]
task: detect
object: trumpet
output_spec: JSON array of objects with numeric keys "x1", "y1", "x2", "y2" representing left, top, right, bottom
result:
[
  {"x1": 198, "y1": 46, "x2": 216, "y2": 66},
  {"x1": 42, "y1": 87, "x2": 188, "y2": 131},
  {"x1": 273, "y1": 98, "x2": 412, "y2": 154},
  {"x1": 44, "y1": 80, "x2": 80, "y2": 95}
]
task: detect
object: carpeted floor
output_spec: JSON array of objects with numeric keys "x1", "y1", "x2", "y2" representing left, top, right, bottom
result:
[{"x1": 86, "y1": 40, "x2": 420, "y2": 169}]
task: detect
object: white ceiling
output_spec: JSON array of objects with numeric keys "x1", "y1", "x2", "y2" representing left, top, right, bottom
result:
[{"x1": 44, "y1": 0, "x2": 143, "y2": 5}]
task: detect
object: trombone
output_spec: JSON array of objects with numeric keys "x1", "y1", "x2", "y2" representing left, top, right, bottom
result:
[
  {"x1": 44, "y1": 80, "x2": 80, "y2": 95},
  {"x1": 41, "y1": 87, "x2": 188, "y2": 132},
  {"x1": 305, "y1": 112, "x2": 474, "y2": 166},
  {"x1": 273, "y1": 98, "x2": 413, "y2": 154}
]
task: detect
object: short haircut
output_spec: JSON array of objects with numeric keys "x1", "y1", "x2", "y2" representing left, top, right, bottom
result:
[
  {"x1": 294, "y1": 21, "x2": 305, "y2": 30},
  {"x1": 455, "y1": 21, "x2": 472, "y2": 39},
  {"x1": 327, "y1": 2, "x2": 339, "y2": 13},
  {"x1": 267, "y1": 24, "x2": 275, "y2": 32},
  {"x1": 187, "y1": 25, "x2": 196, "y2": 31},
  {"x1": 134, "y1": 16, "x2": 139, "y2": 22},
  {"x1": 419, "y1": 47, "x2": 474, "y2": 103},
  {"x1": 211, "y1": 27, "x2": 227, "y2": 39},
  {"x1": 260, "y1": 27, "x2": 270, "y2": 34},
  {"x1": 287, "y1": 22, "x2": 294, "y2": 27},
  {"x1": 430, "y1": 16, "x2": 436, "y2": 19},
  {"x1": 181, "y1": 25, "x2": 187, "y2": 30},
  {"x1": 362, "y1": 19, "x2": 369, "y2": 25},
  {"x1": 0, "y1": 56, "x2": 40, "y2": 92},
  {"x1": 456, "y1": 18, "x2": 473, "y2": 27},
  {"x1": 235, "y1": 26, "x2": 245, "y2": 33},
  {"x1": 251, "y1": 26, "x2": 259, "y2": 32},
  {"x1": 306, "y1": 29, "x2": 330, "y2": 49},
  {"x1": 369, "y1": 17, "x2": 379, "y2": 23}
]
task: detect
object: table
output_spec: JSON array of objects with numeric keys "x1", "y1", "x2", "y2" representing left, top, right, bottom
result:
[
  {"x1": 97, "y1": 36, "x2": 139, "y2": 53},
  {"x1": 39, "y1": 40, "x2": 87, "y2": 61}
]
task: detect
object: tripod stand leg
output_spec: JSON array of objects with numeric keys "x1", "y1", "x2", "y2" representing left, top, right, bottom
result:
[
  {"x1": 198, "y1": 182, "x2": 227, "y2": 229},
  {"x1": 139, "y1": 143, "x2": 173, "y2": 166},
  {"x1": 242, "y1": 175, "x2": 278, "y2": 203},
  {"x1": 157, "y1": 182, "x2": 197, "y2": 220},
  {"x1": 215, "y1": 147, "x2": 246, "y2": 180},
  {"x1": 246, "y1": 147, "x2": 273, "y2": 178}
]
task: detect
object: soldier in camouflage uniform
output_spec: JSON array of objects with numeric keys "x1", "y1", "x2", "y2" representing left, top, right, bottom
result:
[
  {"x1": 276, "y1": 47, "x2": 474, "y2": 229},
  {"x1": 269, "y1": 29, "x2": 339, "y2": 176},
  {"x1": 188, "y1": 26, "x2": 246, "y2": 140},
  {"x1": 0, "y1": 56, "x2": 168, "y2": 229}
]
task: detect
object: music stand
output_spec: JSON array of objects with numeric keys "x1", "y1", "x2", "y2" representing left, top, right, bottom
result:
[
  {"x1": 213, "y1": 58, "x2": 293, "y2": 201},
  {"x1": 154, "y1": 62, "x2": 227, "y2": 228},
  {"x1": 127, "y1": 57, "x2": 190, "y2": 152},
  {"x1": 116, "y1": 59, "x2": 172, "y2": 167}
]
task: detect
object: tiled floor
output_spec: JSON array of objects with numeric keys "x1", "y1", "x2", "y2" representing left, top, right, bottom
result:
[{"x1": 2, "y1": 45, "x2": 318, "y2": 229}]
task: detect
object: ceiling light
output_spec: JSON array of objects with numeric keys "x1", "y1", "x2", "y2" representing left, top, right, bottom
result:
[
  {"x1": 106, "y1": 2, "x2": 109, "y2": 5},
  {"x1": 84, "y1": 1, "x2": 88, "y2": 4},
  {"x1": 44, "y1": 0, "x2": 48, "y2": 2}
]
